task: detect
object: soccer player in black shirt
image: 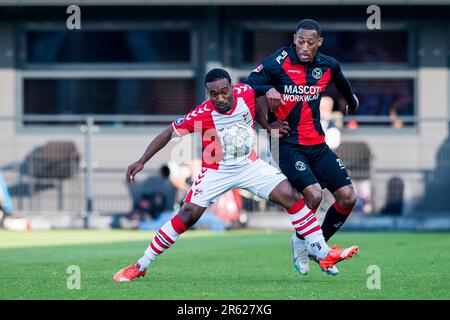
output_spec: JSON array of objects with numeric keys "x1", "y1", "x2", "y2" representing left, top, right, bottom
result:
[{"x1": 243, "y1": 19, "x2": 359, "y2": 276}]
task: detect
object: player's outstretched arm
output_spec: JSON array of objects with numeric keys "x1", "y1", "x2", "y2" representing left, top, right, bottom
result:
[{"x1": 126, "y1": 125, "x2": 175, "y2": 183}]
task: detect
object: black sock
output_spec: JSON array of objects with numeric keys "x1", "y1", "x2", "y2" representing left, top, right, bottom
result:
[{"x1": 321, "y1": 202, "x2": 351, "y2": 242}]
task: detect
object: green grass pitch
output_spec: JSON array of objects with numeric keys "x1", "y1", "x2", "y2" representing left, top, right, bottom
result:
[{"x1": 0, "y1": 229, "x2": 449, "y2": 300}]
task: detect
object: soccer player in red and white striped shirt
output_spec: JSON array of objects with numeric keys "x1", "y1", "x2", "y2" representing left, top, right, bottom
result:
[{"x1": 113, "y1": 69, "x2": 358, "y2": 282}]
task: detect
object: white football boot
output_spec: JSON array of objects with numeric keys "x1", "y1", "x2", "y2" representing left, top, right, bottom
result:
[
  {"x1": 291, "y1": 234, "x2": 310, "y2": 275},
  {"x1": 291, "y1": 233, "x2": 340, "y2": 276}
]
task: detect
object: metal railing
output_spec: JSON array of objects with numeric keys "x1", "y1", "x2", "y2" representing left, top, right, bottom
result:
[{"x1": 1, "y1": 115, "x2": 449, "y2": 228}]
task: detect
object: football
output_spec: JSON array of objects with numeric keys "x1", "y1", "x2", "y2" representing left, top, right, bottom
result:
[{"x1": 219, "y1": 122, "x2": 256, "y2": 157}]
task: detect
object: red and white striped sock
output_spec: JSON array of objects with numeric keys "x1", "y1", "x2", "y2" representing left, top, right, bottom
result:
[
  {"x1": 287, "y1": 198, "x2": 329, "y2": 258},
  {"x1": 138, "y1": 215, "x2": 189, "y2": 271}
]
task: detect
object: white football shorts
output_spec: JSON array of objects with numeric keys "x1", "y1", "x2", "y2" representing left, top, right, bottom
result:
[{"x1": 185, "y1": 159, "x2": 287, "y2": 208}]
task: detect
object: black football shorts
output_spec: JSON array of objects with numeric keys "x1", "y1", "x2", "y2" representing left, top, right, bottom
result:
[{"x1": 278, "y1": 142, "x2": 352, "y2": 194}]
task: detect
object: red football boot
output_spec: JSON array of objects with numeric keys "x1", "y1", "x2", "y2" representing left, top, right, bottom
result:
[{"x1": 113, "y1": 263, "x2": 147, "y2": 282}]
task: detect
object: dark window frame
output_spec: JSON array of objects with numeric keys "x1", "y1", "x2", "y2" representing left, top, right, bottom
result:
[
  {"x1": 22, "y1": 77, "x2": 198, "y2": 117},
  {"x1": 230, "y1": 21, "x2": 418, "y2": 128},
  {"x1": 230, "y1": 21, "x2": 418, "y2": 70},
  {"x1": 18, "y1": 22, "x2": 200, "y2": 70},
  {"x1": 16, "y1": 22, "x2": 202, "y2": 128}
]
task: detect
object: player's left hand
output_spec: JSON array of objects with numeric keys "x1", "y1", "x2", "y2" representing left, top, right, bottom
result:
[
  {"x1": 269, "y1": 119, "x2": 290, "y2": 137},
  {"x1": 346, "y1": 94, "x2": 359, "y2": 115}
]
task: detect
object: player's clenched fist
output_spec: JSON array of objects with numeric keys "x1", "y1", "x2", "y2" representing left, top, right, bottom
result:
[
  {"x1": 266, "y1": 88, "x2": 286, "y2": 112},
  {"x1": 126, "y1": 159, "x2": 144, "y2": 183}
]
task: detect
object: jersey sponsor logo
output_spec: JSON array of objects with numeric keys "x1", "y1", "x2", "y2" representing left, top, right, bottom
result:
[
  {"x1": 284, "y1": 85, "x2": 323, "y2": 95},
  {"x1": 276, "y1": 50, "x2": 288, "y2": 64},
  {"x1": 253, "y1": 64, "x2": 263, "y2": 73},
  {"x1": 175, "y1": 116, "x2": 185, "y2": 125},
  {"x1": 312, "y1": 68, "x2": 323, "y2": 79},
  {"x1": 283, "y1": 93, "x2": 320, "y2": 102},
  {"x1": 295, "y1": 161, "x2": 307, "y2": 171},
  {"x1": 287, "y1": 69, "x2": 302, "y2": 74}
]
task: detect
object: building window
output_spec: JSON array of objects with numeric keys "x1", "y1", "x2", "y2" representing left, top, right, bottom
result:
[
  {"x1": 19, "y1": 24, "x2": 199, "y2": 126},
  {"x1": 234, "y1": 24, "x2": 415, "y2": 127},
  {"x1": 319, "y1": 31, "x2": 409, "y2": 64},
  {"x1": 26, "y1": 30, "x2": 192, "y2": 64},
  {"x1": 241, "y1": 30, "x2": 292, "y2": 64},
  {"x1": 24, "y1": 78, "x2": 196, "y2": 115},
  {"x1": 240, "y1": 29, "x2": 410, "y2": 66},
  {"x1": 324, "y1": 79, "x2": 415, "y2": 127}
]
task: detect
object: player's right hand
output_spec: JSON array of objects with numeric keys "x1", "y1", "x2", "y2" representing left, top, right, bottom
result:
[
  {"x1": 269, "y1": 119, "x2": 290, "y2": 137},
  {"x1": 266, "y1": 88, "x2": 286, "y2": 112},
  {"x1": 126, "y1": 159, "x2": 144, "y2": 183}
]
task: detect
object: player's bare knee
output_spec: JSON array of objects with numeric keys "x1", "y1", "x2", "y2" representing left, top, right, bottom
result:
[
  {"x1": 310, "y1": 196, "x2": 322, "y2": 210},
  {"x1": 305, "y1": 193, "x2": 322, "y2": 209},
  {"x1": 338, "y1": 189, "x2": 357, "y2": 209},
  {"x1": 343, "y1": 193, "x2": 357, "y2": 209},
  {"x1": 269, "y1": 180, "x2": 300, "y2": 208},
  {"x1": 178, "y1": 205, "x2": 202, "y2": 227}
]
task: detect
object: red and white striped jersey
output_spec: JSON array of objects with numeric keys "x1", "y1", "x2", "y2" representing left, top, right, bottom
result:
[{"x1": 171, "y1": 83, "x2": 258, "y2": 170}]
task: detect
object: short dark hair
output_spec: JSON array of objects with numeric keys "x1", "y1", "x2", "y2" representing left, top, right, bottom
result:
[
  {"x1": 296, "y1": 19, "x2": 321, "y2": 36},
  {"x1": 204, "y1": 68, "x2": 232, "y2": 87}
]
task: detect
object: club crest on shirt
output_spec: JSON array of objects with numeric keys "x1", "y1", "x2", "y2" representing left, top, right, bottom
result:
[
  {"x1": 175, "y1": 116, "x2": 185, "y2": 125},
  {"x1": 312, "y1": 68, "x2": 322, "y2": 80}
]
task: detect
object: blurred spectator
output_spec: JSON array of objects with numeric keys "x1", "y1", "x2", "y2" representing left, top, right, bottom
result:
[
  {"x1": 0, "y1": 170, "x2": 13, "y2": 228},
  {"x1": 138, "y1": 194, "x2": 229, "y2": 232},
  {"x1": 330, "y1": 79, "x2": 413, "y2": 127},
  {"x1": 215, "y1": 189, "x2": 242, "y2": 222},
  {"x1": 117, "y1": 164, "x2": 177, "y2": 229},
  {"x1": 346, "y1": 120, "x2": 359, "y2": 130},
  {"x1": 320, "y1": 96, "x2": 342, "y2": 149},
  {"x1": 390, "y1": 109, "x2": 404, "y2": 129},
  {"x1": 131, "y1": 164, "x2": 177, "y2": 212},
  {"x1": 381, "y1": 177, "x2": 404, "y2": 215},
  {"x1": 137, "y1": 160, "x2": 229, "y2": 232},
  {"x1": 336, "y1": 96, "x2": 359, "y2": 129},
  {"x1": 138, "y1": 207, "x2": 227, "y2": 232},
  {"x1": 211, "y1": 189, "x2": 245, "y2": 230},
  {"x1": 352, "y1": 180, "x2": 373, "y2": 214},
  {"x1": 133, "y1": 193, "x2": 166, "y2": 221},
  {"x1": 168, "y1": 159, "x2": 202, "y2": 208},
  {"x1": 389, "y1": 87, "x2": 412, "y2": 128}
]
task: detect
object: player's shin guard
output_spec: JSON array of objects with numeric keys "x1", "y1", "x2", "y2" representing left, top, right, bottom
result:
[
  {"x1": 137, "y1": 215, "x2": 189, "y2": 271},
  {"x1": 321, "y1": 201, "x2": 352, "y2": 242},
  {"x1": 287, "y1": 199, "x2": 329, "y2": 259}
]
